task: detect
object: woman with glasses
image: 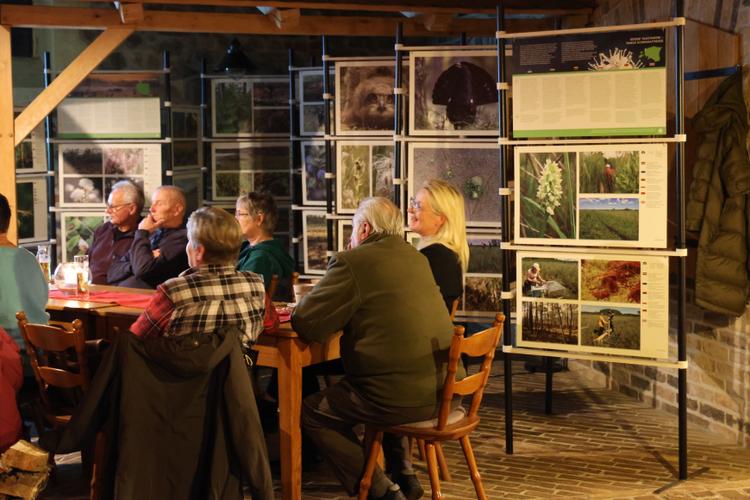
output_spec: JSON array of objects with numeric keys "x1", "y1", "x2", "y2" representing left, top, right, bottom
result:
[
  {"x1": 235, "y1": 192, "x2": 294, "y2": 300},
  {"x1": 408, "y1": 179, "x2": 469, "y2": 312}
]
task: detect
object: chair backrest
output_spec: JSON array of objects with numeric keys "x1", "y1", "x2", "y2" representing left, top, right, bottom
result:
[
  {"x1": 436, "y1": 313, "x2": 504, "y2": 430},
  {"x1": 290, "y1": 272, "x2": 299, "y2": 287},
  {"x1": 267, "y1": 274, "x2": 280, "y2": 302},
  {"x1": 449, "y1": 298, "x2": 459, "y2": 322},
  {"x1": 16, "y1": 311, "x2": 90, "y2": 412}
]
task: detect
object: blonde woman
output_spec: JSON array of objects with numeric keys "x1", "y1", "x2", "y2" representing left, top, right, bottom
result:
[{"x1": 408, "y1": 179, "x2": 469, "y2": 312}]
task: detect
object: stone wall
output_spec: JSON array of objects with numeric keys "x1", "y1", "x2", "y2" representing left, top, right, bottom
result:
[{"x1": 569, "y1": 0, "x2": 750, "y2": 448}]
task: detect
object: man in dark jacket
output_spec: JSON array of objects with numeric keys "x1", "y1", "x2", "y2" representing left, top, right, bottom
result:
[
  {"x1": 88, "y1": 180, "x2": 143, "y2": 285},
  {"x1": 118, "y1": 185, "x2": 189, "y2": 289},
  {"x1": 292, "y1": 197, "x2": 459, "y2": 500}
]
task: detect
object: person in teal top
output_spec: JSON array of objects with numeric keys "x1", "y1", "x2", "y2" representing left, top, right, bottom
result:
[
  {"x1": 235, "y1": 192, "x2": 294, "y2": 300},
  {"x1": 0, "y1": 193, "x2": 49, "y2": 350}
]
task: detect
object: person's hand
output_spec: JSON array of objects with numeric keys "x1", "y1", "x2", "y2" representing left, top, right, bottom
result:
[{"x1": 138, "y1": 215, "x2": 162, "y2": 233}]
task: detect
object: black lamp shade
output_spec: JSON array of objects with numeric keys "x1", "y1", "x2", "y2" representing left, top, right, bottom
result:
[{"x1": 216, "y1": 38, "x2": 254, "y2": 74}]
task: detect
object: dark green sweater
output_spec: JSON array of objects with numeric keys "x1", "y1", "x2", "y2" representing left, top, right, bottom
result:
[
  {"x1": 292, "y1": 234, "x2": 460, "y2": 409},
  {"x1": 236, "y1": 239, "x2": 294, "y2": 290}
]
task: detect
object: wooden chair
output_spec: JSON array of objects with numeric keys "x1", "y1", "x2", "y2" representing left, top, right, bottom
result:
[
  {"x1": 16, "y1": 311, "x2": 105, "y2": 500},
  {"x1": 358, "y1": 313, "x2": 504, "y2": 500},
  {"x1": 267, "y1": 274, "x2": 280, "y2": 303}
]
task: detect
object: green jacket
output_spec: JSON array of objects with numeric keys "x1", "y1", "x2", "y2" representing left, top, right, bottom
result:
[
  {"x1": 237, "y1": 239, "x2": 294, "y2": 298},
  {"x1": 687, "y1": 71, "x2": 750, "y2": 316},
  {"x1": 291, "y1": 234, "x2": 460, "y2": 409}
]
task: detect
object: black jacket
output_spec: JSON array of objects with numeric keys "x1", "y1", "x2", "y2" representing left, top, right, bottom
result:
[
  {"x1": 117, "y1": 227, "x2": 189, "y2": 289},
  {"x1": 56, "y1": 328, "x2": 273, "y2": 500}
]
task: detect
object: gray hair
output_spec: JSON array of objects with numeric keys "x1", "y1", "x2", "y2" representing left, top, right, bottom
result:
[
  {"x1": 353, "y1": 197, "x2": 403, "y2": 237},
  {"x1": 111, "y1": 180, "x2": 145, "y2": 212}
]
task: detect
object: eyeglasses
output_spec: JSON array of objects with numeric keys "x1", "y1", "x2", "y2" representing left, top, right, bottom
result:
[
  {"x1": 235, "y1": 211, "x2": 251, "y2": 218},
  {"x1": 106, "y1": 202, "x2": 132, "y2": 211},
  {"x1": 408, "y1": 197, "x2": 422, "y2": 211}
]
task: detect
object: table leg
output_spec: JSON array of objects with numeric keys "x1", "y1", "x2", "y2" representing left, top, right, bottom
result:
[{"x1": 277, "y1": 337, "x2": 303, "y2": 500}]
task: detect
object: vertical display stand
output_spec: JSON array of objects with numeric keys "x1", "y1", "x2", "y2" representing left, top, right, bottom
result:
[
  {"x1": 497, "y1": 2, "x2": 690, "y2": 479},
  {"x1": 287, "y1": 49, "x2": 303, "y2": 273},
  {"x1": 322, "y1": 36, "x2": 335, "y2": 267}
]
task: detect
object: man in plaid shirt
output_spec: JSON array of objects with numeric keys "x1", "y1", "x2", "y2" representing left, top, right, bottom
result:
[{"x1": 131, "y1": 207, "x2": 265, "y2": 346}]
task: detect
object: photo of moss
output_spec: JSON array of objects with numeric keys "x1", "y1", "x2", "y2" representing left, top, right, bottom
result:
[{"x1": 581, "y1": 259, "x2": 640, "y2": 303}]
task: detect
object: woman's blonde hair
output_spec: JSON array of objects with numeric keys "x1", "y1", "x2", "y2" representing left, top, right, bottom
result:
[
  {"x1": 420, "y1": 179, "x2": 469, "y2": 272},
  {"x1": 187, "y1": 207, "x2": 244, "y2": 265}
]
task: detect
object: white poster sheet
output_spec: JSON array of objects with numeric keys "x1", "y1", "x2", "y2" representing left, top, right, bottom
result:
[
  {"x1": 511, "y1": 29, "x2": 667, "y2": 138},
  {"x1": 514, "y1": 143, "x2": 667, "y2": 248},
  {"x1": 57, "y1": 97, "x2": 161, "y2": 139},
  {"x1": 58, "y1": 143, "x2": 162, "y2": 208},
  {"x1": 516, "y1": 250, "x2": 669, "y2": 359}
]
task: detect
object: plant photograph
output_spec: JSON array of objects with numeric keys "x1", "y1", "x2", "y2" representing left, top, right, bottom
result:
[
  {"x1": 467, "y1": 237, "x2": 502, "y2": 274},
  {"x1": 63, "y1": 214, "x2": 105, "y2": 261},
  {"x1": 371, "y1": 145, "x2": 394, "y2": 199},
  {"x1": 214, "y1": 172, "x2": 253, "y2": 199},
  {"x1": 579, "y1": 150, "x2": 639, "y2": 194},
  {"x1": 518, "y1": 151, "x2": 576, "y2": 239},
  {"x1": 520, "y1": 257, "x2": 578, "y2": 299},
  {"x1": 581, "y1": 259, "x2": 641, "y2": 303},
  {"x1": 579, "y1": 197, "x2": 639, "y2": 240},
  {"x1": 580, "y1": 304, "x2": 640, "y2": 350},
  {"x1": 104, "y1": 148, "x2": 144, "y2": 175},
  {"x1": 521, "y1": 301, "x2": 578, "y2": 345},
  {"x1": 409, "y1": 144, "x2": 500, "y2": 226},
  {"x1": 213, "y1": 80, "x2": 252, "y2": 135},
  {"x1": 253, "y1": 172, "x2": 291, "y2": 199},
  {"x1": 61, "y1": 147, "x2": 103, "y2": 175},
  {"x1": 338, "y1": 144, "x2": 371, "y2": 212},
  {"x1": 173, "y1": 141, "x2": 200, "y2": 168},
  {"x1": 16, "y1": 181, "x2": 35, "y2": 241},
  {"x1": 302, "y1": 142, "x2": 326, "y2": 204},
  {"x1": 304, "y1": 212, "x2": 328, "y2": 273},
  {"x1": 463, "y1": 275, "x2": 502, "y2": 313},
  {"x1": 15, "y1": 142, "x2": 33, "y2": 170}
]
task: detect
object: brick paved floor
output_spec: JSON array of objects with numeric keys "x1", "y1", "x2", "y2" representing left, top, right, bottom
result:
[{"x1": 41, "y1": 360, "x2": 750, "y2": 499}]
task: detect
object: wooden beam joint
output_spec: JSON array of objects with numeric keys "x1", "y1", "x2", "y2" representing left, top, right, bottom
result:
[{"x1": 118, "y1": 2, "x2": 145, "y2": 24}]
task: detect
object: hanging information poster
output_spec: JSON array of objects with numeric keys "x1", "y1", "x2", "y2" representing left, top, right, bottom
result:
[
  {"x1": 515, "y1": 143, "x2": 667, "y2": 248},
  {"x1": 511, "y1": 29, "x2": 666, "y2": 137},
  {"x1": 336, "y1": 141, "x2": 395, "y2": 214},
  {"x1": 16, "y1": 176, "x2": 48, "y2": 243},
  {"x1": 57, "y1": 97, "x2": 161, "y2": 139},
  {"x1": 211, "y1": 142, "x2": 291, "y2": 200},
  {"x1": 408, "y1": 142, "x2": 501, "y2": 228},
  {"x1": 58, "y1": 143, "x2": 162, "y2": 208},
  {"x1": 516, "y1": 250, "x2": 669, "y2": 359}
]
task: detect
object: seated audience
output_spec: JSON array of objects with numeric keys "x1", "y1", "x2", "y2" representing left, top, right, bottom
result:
[
  {"x1": 89, "y1": 180, "x2": 144, "y2": 285},
  {"x1": 0, "y1": 193, "x2": 48, "y2": 350},
  {"x1": 292, "y1": 197, "x2": 460, "y2": 500},
  {"x1": 130, "y1": 206, "x2": 265, "y2": 347},
  {"x1": 408, "y1": 179, "x2": 469, "y2": 312},
  {"x1": 119, "y1": 185, "x2": 189, "y2": 289},
  {"x1": 235, "y1": 192, "x2": 294, "y2": 299}
]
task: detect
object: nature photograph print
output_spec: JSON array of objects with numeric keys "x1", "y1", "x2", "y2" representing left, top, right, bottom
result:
[
  {"x1": 580, "y1": 304, "x2": 641, "y2": 350},
  {"x1": 579, "y1": 150, "x2": 639, "y2": 194},
  {"x1": 409, "y1": 144, "x2": 500, "y2": 226},
  {"x1": 579, "y1": 197, "x2": 639, "y2": 241},
  {"x1": 411, "y1": 50, "x2": 498, "y2": 135},
  {"x1": 302, "y1": 142, "x2": 326, "y2": 204},
  {"x1": 64, "y1": 214, "x2": 105, "y2": 261},
  {"x1": 16, "y1": 181, "x2": 35, "y2": 241},
  {"x1": 336, "y1": 62, "x2": 399, "y2": 135},
  {"x1": 581, "y1": 259, "x2": 641, "y2": 303},
  {"x1": 467, "y1": 237, "x2": 502, "y2": 274},
  {"x1": 304, "y1": 212, "x2": 328, "y2": 273},
  {"x1": 213, "y1": 80, "x2": 252, "y2": 135},
  {"x1": 520, "y1": 256, "x2": 578, "y2": 299},
  {"x1": 338, "y1": 144, "x2": 372, "y2": 212},
  {"x1": 463, "y1": 275, "x2": 502, "y2": 313},
  {"x1": 519, "y1": 151, "x2": 576, "y2": 239},
  {"x1": 521, "y1": 301, "x2": 578, "y2": 345},
  {"x1": 370, "y1": 145, "x2": 394, "y2": 199}
]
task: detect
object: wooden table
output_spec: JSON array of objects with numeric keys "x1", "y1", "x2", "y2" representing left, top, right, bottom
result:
[{"x1": 46, "y1": 285, "x2": 340, "y2": 500}]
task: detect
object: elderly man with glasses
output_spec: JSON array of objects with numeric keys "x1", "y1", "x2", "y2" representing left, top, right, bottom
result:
[{"x1": 88, "y1": 180, "x2": 144, "y2": 285}]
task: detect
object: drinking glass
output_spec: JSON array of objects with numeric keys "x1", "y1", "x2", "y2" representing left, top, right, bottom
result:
[
  {"x1": 36, "y1": 244, "x2": 51, "y2": 283},
  {"x1": 73, "y1": 255, "x2": 90, "y2": 295}
]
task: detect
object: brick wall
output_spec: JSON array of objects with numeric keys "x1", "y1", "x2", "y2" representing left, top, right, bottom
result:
[{"x1": 568, "y1": 0, "x2": 750, "y2": 448}]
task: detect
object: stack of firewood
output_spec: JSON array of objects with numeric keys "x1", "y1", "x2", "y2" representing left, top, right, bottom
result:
[{"x1": 0, "y1": 440, "x2": 49, "y2": 499}]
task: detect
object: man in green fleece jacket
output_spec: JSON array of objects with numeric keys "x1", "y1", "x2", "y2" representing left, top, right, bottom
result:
[{"x1": 292, "y1": 197, "x2": 458, "y2": 500}]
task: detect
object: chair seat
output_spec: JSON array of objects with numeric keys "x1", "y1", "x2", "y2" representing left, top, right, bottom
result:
[{"x1": 381, "y1": 414, "x2": 481, "y2": 442}]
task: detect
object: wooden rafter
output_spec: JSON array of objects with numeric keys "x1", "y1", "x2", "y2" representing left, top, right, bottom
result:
[
  {"x1": 14, "y1": 27, "x2": 134, "y2": 146},
  {"x1": 0, "y1": 4, "x2": 524, "y2": 36}
]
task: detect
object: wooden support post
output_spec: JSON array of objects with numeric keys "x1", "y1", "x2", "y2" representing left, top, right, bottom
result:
[
  {"x1": 0, "y1": 25, "x2": 16, "y2": 243},
  {"x1": 14, "y1": 27, "x2": 133, "y2": 146}
]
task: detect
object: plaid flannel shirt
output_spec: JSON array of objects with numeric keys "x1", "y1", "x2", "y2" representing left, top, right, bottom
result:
[{"x1": 130, "y1": 264, "x2": 265, "y2": 346}]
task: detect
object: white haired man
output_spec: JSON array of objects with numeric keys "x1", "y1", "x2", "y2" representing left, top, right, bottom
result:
[
  {"x1": 292, "y1": 197, "x2": 460, "y2": 500},
  {"x1": 89, "y1": 180, "x2": 144, "y2": 285}
]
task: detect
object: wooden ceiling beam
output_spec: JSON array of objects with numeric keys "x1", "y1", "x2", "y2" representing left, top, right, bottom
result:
[
  {"x1": 0, "y1": 4, "x2": 515, "y2": 36},
  {"x1": 68, "y1": 0, "x2": 593, "y2": 17},
  {"x1": 14, "y1": 27, "x2": 134, "y2": 146}
]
